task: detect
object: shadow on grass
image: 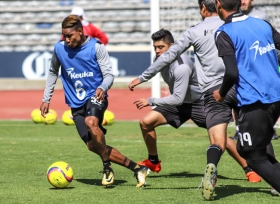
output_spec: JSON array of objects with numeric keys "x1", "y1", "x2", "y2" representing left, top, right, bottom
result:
[
  {"x1": 75, "y1": 178, "x2": 127, "y2": 188},
  {"x1": 143, "y1": 186, "x2": 195, "y2": 190},
  {"x1": 49, "y1": 187, "x2": 75, "y2": 190},
  {"x1": 214, "y1": 184, "x2": 270, "y2": 200},
  {"x1": 147, "y1": 171, "x2": 244, "y2": 181},
  {"x1": 144, "y1": 184, "x2": 270, "y2": 200}
]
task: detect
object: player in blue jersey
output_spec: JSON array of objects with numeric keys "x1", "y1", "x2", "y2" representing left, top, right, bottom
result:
[
  {"x1": 129, "y1": 29, "x2": 260, "y2": 185},
  {"x1": 40, "y1": 15, "x2": 148, "y2": 187},
  {"x1": 229, "y1": 0, "x2": 279, "y2": 141},
  {"x1": 214, "y1": 0, "x2": 280, "y2": 196}
]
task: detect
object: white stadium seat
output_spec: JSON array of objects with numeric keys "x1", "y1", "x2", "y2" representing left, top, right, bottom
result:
[
  {"x1": 27, "y1": 34, "x2": 41, "y2": 42},
  {"x1": 113, "y1": 32, "x2": 130, "y2": 39},
  {"x1": 20, "y1": 23, "x2": 36, "y2": 31},
  {"x1": 31, "y1": 45, "x2": 48, "y2": 51},
  {"x1": 102, "y1": 22, "x2": 119, "y2": 29},
  {"x1": 21, "y1": 12, "x2": 36, "y2": 20},
  {"x1": 14, "y1": 45, "x2": 31, "y2": 52},
  {"x1": 9, "y1": 34, "x2": 25, "y2": 42},
  {"x1": 0, "y1": 0, "x2": 279, "y2": 51},
  {"x1": 0, "y1": 46, "x2": 14, "y2": 52},
  {"x1": 1, "y1": 12, "x2": 14, "y2": 20},
  {"x1": 0, "y1": 35, "x2": 8, "y2": 42},
  {"x1": 3, "y1": 23, "x2": 18, "y2": 30}
]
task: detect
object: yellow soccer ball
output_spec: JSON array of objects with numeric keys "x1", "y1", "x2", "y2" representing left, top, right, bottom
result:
[
  {"x1": 62, "y1": 110, "x2": 75, "y2": 125},
  {"x1": 43, "y1": 112, "x2": 57, "y2": 125},
  {"x1": 47, "y1": 161, "x2": 74, "y2": 188},
  {"x1": 48, "y1": 109, "x2": 57, "y2": 117},
  {"x1": 102, "y1": 110, "x2": 115, "y2": 126},
  {"x1": 31, "y1": 109, "x2": 43, "y2": 123}
]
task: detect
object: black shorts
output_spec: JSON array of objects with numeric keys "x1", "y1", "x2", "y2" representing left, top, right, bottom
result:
[
  {"x1": 153, "y1": 98, "x2": 206, "y2": 129},
  {"x1": 237, "y1": 101, "x2": 280, "y2": 153},
  {"x1": 71, "y1": 97, "x2": 108, "y2": 143},
  {"x1": 204, "y1": 85, "x2": 237, "y2": 129}
]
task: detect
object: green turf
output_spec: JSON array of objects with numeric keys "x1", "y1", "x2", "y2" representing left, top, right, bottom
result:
[{"x1": 0, "y1": 121, "x2": 279, "y2": 203}]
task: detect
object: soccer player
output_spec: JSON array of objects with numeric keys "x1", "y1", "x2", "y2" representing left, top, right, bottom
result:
[
  {"x1": 61, "y1": 7, "x2": 109, "y2": 45},
  {"x1": 129, "y1": 27, "x2": 260, "y2": 185},
  {"x1": 129, "y1": 0, "x2": 262, "y2": 200},
  {"x1": 40, "y1": 15, "x2": 148, "y2": 187},
  {"x1": 230, "y1": 0, "x2": 279, "y2": 140},
  {"x1": 214, "y1": 0, "x2": 280, "y2": 196}
]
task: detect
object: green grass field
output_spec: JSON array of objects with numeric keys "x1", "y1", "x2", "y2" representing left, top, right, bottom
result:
[{"x1": 1, "y1": 121, "x2": 280, "y2": 204}]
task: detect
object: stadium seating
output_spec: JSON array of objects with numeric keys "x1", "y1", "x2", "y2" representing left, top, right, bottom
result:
[{"x1": 0, "y1": 0, "x2": 280, "y2": 51}]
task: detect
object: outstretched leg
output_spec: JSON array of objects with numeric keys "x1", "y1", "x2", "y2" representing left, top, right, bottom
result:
[
  {"x1": 240, "y1": 148, "x2": 280, "y2": 192},
  {"x1": 87, "y1": 140, "x2": 149, "y2": 187},
  {"x1": 138, "y1": 110, "x2": 167, "y2": 172}
]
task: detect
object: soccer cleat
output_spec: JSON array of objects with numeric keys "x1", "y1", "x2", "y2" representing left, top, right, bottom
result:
[
  {"x1": 246, "y1": 171, "x2": 261, "y2": 182},
  {"x1": 137, "y1": 159, "x2": 161, "y2": 173},
  {"x1": 271, "y1": 187, "x2": 280, "y2": 196},
  {"x1": 134, "y1": 165, "x2": 149, "y2": 188},
  {"x1": 201, "y1": 163, "x2": 217, "y2": 201},
  {"x1": 101, "y1": 166, "x2": 114, "y2": 186}
]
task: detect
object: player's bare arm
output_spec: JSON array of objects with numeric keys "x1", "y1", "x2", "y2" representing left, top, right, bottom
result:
[
  {"x1": 128, "y1": 78, "x2": 142, "y2": 91},
  {"x1": 134, "y1": 98, "x2": 149, "y2": 110},
  {"x1": 40, "y1": 102, "x2": 49, "y2": 118}
]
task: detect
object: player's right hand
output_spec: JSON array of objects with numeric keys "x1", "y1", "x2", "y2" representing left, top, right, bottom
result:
[
  {"x1": 40, "y1": 102, "x2": 50, "y2": 118},
  {"x1": 134, "y1": 98, "x2": 149, "y2": 110},
  {"x1": 128, "y1": 78, "x2": 141, "y2": 91}
]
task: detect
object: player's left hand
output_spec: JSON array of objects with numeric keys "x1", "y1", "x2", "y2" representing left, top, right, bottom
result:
[
  {"x1": 128, "y1": 78, "x2": 141, "y2": 91},
  {"x1": 95, "y1": 88, "x2": 105, "y2": 101},
  {"x1": 213, "y1": 89, "x2": 224, "y2": 102},
  {"x1": 134, "y1": 98, "x2": 149, "y2": 110}
]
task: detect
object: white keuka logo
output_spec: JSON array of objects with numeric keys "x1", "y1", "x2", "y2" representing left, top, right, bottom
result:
[
  {"x1": 66, "y1": 68, "x2": 93, "y2": 79},
  {"x1": 22, "y1": 52, "x2": 124, "y2": 80},
  {"x1": 249, "y1": 40, "x2": 275, "y2": 60}
]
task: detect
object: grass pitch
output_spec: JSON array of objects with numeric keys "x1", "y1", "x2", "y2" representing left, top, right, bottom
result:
[{"x1": 0, "y1": 121, "x2": 279, "y2": 204}]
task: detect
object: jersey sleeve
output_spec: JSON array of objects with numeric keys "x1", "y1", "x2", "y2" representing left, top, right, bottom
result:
[
  {"x1": 148, "y1": 64, "x2": 192, "y2": 106},
  {"x1": 42, "y1": 51, "x2": 61, "y2": 103},
  {"x1": 215, "y1": 31, "x2": 235, "y2": 57},
  {"x1": 139, "y1": 29, "x2": 193, "y2": 82},
  {"x1": 95, "y1": 42, "x2": 114, "y2": 92}
]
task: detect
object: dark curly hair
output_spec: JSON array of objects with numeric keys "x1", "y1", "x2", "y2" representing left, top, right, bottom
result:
[
  {"x1": 198, "y1": 0, "x2": 216, "y2": 13},
  {"x1": 151, "y1": 29, "x2": 174, "y2": 45},
  {"x1": 62, "y1": 15, "x2": 83, "y2": 30}
]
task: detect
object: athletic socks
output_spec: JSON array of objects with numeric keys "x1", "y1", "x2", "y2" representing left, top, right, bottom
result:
[
  {"x1": 206, "y1": 145, "x2": 222, "y2": 166},
  {"x1": 243, "y1": 166, "x2": 253, "y2": 174},
  {"x1": 148, "y1": 154, "x2": 159, "y2": 164},
  {"x1": 103, "y1": 160, "x2": 111, "y2": 168},
  {"x1": 126, "y1": 160, "x2": 141, "y2": 172}
]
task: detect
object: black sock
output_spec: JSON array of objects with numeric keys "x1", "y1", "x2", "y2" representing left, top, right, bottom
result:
[
  {"x1": 206, "y1": 145, "x2": 222, "y2": 166},
  {"x1": 103, "y1": 160, "x2": 111, "y2": 169},
  {"x1": 127, "y1": 161, "x2": 141, "y2": 172},
  {"x1": 148, "y1": 154, "x2": 159, "y2": 164},
  {"x1": 243, "y1": 166, "x2": 253, "y2": 174}
]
